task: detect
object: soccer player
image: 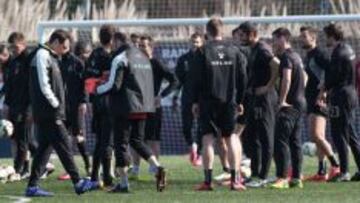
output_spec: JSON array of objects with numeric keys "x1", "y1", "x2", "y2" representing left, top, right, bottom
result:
[
  {"x1": 174, "y1": 32, "x2": 203, "y2": 167},
  {"x1": 137, "y1": 35, "x2": 177, "y2": 175},
  {"x1": 317, "y1": 23, "x2": 360, "y2": 182},
  {"x1": 213, "y1": 27, "x2": 250, "y2": 184},
  {"x1": 6, "y1": 32, "x2": 38, "y2": 179},
  {"x1": 57, "y1": 39, "x2": 91, "y2": 179},
  {"x1": 130, "y1": 33, "x2": 140, "y2": 48},
  {"x1": 299, "y1": 26, "x2": 340, "y2": 181},
  {"x1": 270, "y1": 27, "x2": 307, "y2": 189},
  {"x1": 95, "y1": 32, "x2": 166, "y2": 193},
  {"x1": 25, "y1": 29, "x2": 92, "y2": 197},
  {"x1": 74, "y1": 41, "x2": 92, "y2": 62},
  {"x1": 237, "y1": 22, "x2": 280, "y2": 188},
  {"x1": 192, "y1": 17, "x2": 247, "y2": 191},
  {"x1": 85, "y1": 25, "x2": 115, "y2": 188}
]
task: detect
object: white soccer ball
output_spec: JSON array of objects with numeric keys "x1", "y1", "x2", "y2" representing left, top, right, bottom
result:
[
  {"x1": 0, "y1": 119, "x2": 14, "y2": 138},
  {"x1": 0, "y1": 165, "x2": 16, "y2": 183},
  {"x1": 240, "y1": 165, "x2": 252, "y2": 178},
  {"x1": 302, "y1": 142, "x2": 317, "y2": 157}
]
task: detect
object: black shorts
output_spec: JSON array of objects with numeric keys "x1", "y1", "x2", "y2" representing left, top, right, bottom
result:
[
  {"x1": 200, "y1": 100, "x2": 236, "y2": 137},
  {"x1": 145, "y1": 108, "x2": 162, "y2": 141},
  {"x1": 306, "y1": 96, "x2": 328, "y2": 117}
]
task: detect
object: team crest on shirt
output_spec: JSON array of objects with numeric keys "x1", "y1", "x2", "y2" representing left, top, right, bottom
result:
[{"x1": 218, "y1": 52, "x2": 225, "y2": 59}]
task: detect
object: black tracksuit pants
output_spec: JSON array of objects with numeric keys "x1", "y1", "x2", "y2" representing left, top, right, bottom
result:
[
  {"x1": 66, "y1": 106, "x2": 91, "y2": 172},
  {"x1": 329, "y1": 86, "x2": 360, "y2": 174},
  {"x1": 247, "y1": 90, "x2": 277, "y2": 179},
  {"x1": 273, "y1": 106, "x2": 303, "y2": 179},
  {"x1": 112, "y1": 116, "x2": 153, "y2": 168},
  {"x1": 28, "y1": 120, "x2": 80, "y2": 187},
  {"x1": 10, "y1": 111, "x2": 37, "y2": 174},
  {"x1": 90, "y1": 112, "x2": 113, "y2": 184}
]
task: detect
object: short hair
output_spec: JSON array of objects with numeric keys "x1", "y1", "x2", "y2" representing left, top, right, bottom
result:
[
  {"x1": 237, "y1": 21, "x2": 257, "y2": 35},
  {"x1": 191, "y1": 32, "x2": 202, "y2": 39},
  {"x1": 300, "y1": 26, "x2": 317, "y2": 34},
  {"x1": 113, "y1": 32, "x2": 127, "y2": 44},
  {"x1": 140, "y1": 35, "x2": 154, "y2": 46},
  {"x1": 206, "y1": 17, "x2": 223, "y2": 37},
  {"x1": 232, "y1": 27, "x2": 239, "y2": 36},
  {"x1": 99, "y1": 24, "x2": 115, "y2": 45},
  {"x1": 74, "y1": 41, "x2": 92, "y2": 56},
  {"x1": 0, "y1": 44, "x2": 7, "y2": 53},
  {"x1": 49, "y1": 29, "x2": 69, "y2": 44},
  {"x1": 130, "y1": 33, "x2": 139, "y2": 40},
  {"x1": 8, "y1": 32, "x2": 25, "y2": 44},
  {"x1": 272, "y1": 27, "x2": 292, "y2": 41},
  {"x1": 323, "y1": 23, "x2": 344, "y2": 41}
]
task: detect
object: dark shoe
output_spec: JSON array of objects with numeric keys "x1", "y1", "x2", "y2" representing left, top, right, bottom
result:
[
  {"x1": 25, "y1": 186, "x2": 54, "y2": 197},
  {"x1": 156, "y1": 167, "x2": 166, "y2": 192}
]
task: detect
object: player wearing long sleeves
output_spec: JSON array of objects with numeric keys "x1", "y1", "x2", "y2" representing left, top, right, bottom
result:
[
  {"x1": 127, "y1": 35, "x2": 178, "y2": 177},
  {"x1": 25, "y1": 30, "x2": 93, "y2": 197},
  {"x1": 96, "y1": 40, "x2": 166, "y2": 193},
  {"x1": 318, "y1": 24, "x2": 360, "y2": 182},
  {"x1": 174, "y1": 33, "x2": 204, "y2": 167},
  {"x1": 84, "y1": 25, "x2": 115, "y2": 187}
]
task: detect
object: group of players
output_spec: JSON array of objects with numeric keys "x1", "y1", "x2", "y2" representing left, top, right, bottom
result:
[{"x1": 0, "y1": 16, "x2": 360, "y2": 197}]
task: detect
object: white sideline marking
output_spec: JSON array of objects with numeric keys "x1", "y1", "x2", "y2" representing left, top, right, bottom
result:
[{"x1": 0, "y1": 195, "x2": 31, "y2": 203}]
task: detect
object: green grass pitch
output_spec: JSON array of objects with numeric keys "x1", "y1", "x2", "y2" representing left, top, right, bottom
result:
[{"x1": 1, "y1": 155, "x2": 360, "y2": 203}]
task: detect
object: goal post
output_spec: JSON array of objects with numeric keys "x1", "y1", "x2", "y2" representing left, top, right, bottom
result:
[{"x1": 37, "y1": 14, "x2": 360, "y2": 43}]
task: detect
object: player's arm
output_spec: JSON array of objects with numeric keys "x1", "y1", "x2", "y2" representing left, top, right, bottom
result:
[
  {"x1": 315, "y1": 50, "x2": 330, "y2": 89},
  {"x1": 173, "y1": 55, "x2": 186, "y2": 100},
  {"x1": 303, "y1": 69, "x2": 308, "y2": 88},
  {"x1": 190, "y1": 51, "x2": 205, "y2": 117},
  {"x1": 158, "y1": 60, "x2": 179, "y2": 98},
  {"x1": 76, "y1": 59, "x2": 87, "y2": 134},
  {"x1": 278, "y1": 58, "x2": 292, "y2": 108},
  {"x1": 3, "y1": 65, "x2": 13, "y2": 108},
  {"x1": 36, "y1": 49, "x2": 59, "y2": 108},
  {"x1": 268, "y1": 57, "x2": 280, "y2": 87},
  {"x1": 96, "y1": 54, "x2": 126, "y2": 95},
  {"x1": 255, "y1": 50, "x2": 280, "y2": 95},
  {"x1": 236, "y1": 51, "x2": 248, "y2": 106}
]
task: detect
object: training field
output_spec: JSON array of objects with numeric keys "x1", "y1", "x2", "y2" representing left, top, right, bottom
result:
[{"x1": 0, "y1": 156, "x2": 360, "y2": 203}]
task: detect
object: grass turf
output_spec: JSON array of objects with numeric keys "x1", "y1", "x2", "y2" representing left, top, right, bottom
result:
[{"x1": 1, "y1": 155, "x2": 360, "y2": 203}]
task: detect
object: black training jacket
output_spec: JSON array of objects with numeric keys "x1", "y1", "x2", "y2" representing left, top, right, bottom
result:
[
  {"x1": 29, "y1": 44, "x2": 66, "y2": 121},
  {"x1": 96, "y1": 45, "x2": 155, "y2": 117},
  {"x1": 4, "y1": 49, "x2": 31, "y2": 116},
  {"x1": 192, "y1": 40, "x2": 247, "y2": 104}
]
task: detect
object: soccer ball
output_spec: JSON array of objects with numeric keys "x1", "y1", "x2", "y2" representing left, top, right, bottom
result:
[
  {"x1": 240, "y1": 165, "x2": 252, "y2": 178},
  {"x1": 0, "y1": 165, "x2": 17, "y2": 183},
  {"x1": 240, "y1": 157, "x2": 252, "y2": 178},
  {"x1": 302, "y1": 142, "x2": 317, "y2": 157},
  {"x1": 0, "y1": 119, "x2": 14, "y2": 138}
]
